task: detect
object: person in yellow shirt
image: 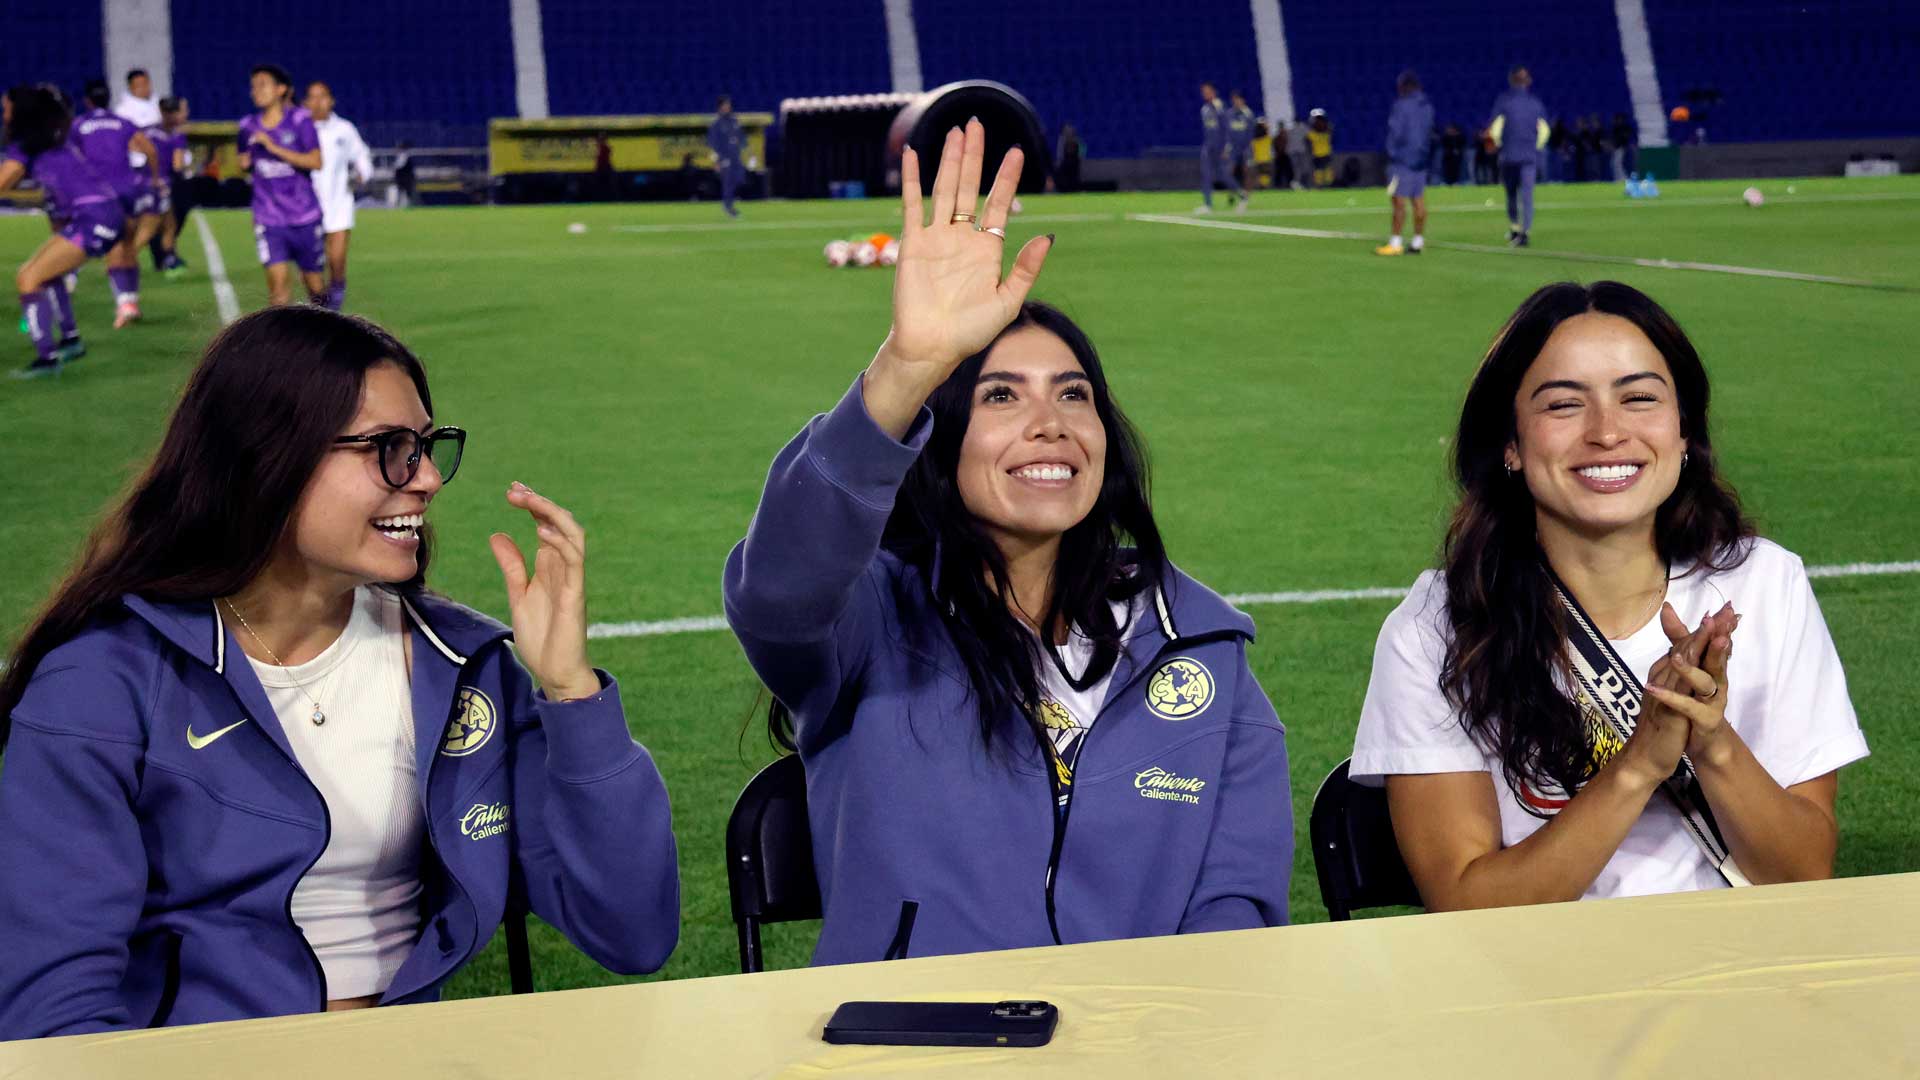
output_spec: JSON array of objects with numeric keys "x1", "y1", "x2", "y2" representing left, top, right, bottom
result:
[{"x1": 1305, "y1": 109, "x2": 1334, "y2": 187}]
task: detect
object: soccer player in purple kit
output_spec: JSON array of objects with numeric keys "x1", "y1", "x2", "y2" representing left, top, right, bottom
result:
[
  {"x1": 145, "y1": 97, "x2": 192, "y2": 276},
  {"x1": 0, "y1": 85, "x2": 124, "y2": 377},
  {"x1": 237, "y1": 64, "x2": 326, "y2": 307},
  {"x1": 74, "y1": 80, "x2": 163, "y2": 328}
]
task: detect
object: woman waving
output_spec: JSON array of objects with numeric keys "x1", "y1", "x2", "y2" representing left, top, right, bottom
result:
[{"x1": 726, "y1": 120, "x2": 1292, "y2": 964}]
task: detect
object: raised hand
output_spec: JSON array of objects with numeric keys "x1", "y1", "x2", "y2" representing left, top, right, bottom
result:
[
  {"x1": 863, "y1": 119, "x2": 1055, "y2": 439},
  {"x1": 488, "y1": 482, "x2": 600, "y2": 702}
]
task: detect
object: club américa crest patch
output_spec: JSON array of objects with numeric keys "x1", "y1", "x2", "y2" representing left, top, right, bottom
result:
[
  {"x1": 441, "y1": 687, "x2": 497, "y2": 757},
  {"x1": 1144, "y1": 656, "x2": 1215, "y2": 721}
]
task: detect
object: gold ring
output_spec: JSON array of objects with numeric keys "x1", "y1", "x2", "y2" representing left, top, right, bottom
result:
[
  {"x1": 983, "y1": 226, "x2": 1007, "y2": 239},
  {"x1": 951, "y1": 213, "x2": 977, "y2": 224}
]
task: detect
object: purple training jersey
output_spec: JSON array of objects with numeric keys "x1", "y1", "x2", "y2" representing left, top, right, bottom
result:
[
  {"x1": 144, "y1": 126, "x2": 186, "y2": 182},
  {"x1": 70, "y1": 107, "x2": 145, "y2": 198},
  {"x1": 3, "y1": 141, "x2": 119, "y2": 221},
  {"x1": 238, "y1": 107, "x2": 322, "y2": 228}
]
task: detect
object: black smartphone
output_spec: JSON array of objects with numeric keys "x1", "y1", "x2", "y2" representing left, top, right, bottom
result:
[{"x1": 821, "y1": 1000, "x2": 1058, "y2": 1047}]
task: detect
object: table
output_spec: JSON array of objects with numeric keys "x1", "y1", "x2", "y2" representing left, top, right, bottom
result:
[{"x1": 3, "y1": 873, "x2": 1917, "y2": 1078}]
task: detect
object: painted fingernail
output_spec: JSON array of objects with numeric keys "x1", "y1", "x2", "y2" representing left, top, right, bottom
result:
[{"x1": 1045, "y1": 233, "x2": 1057, "y2": 243}]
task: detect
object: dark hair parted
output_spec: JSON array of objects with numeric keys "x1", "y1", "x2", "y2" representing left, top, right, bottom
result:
[
  {"x1": 3, "y1": 84, "x2": 72, "y2": 156},
  {"x1": 768, "y1": 303, "x2": 1168, "y2": 755},
  {"x1": 1440, "y1": 280, "x2": 1753, "y2": 811},
  {"x1": 0, "y1": 308, "x2": 434, "y2": 749},
  {"x1": 251, "y1": 63, "x2": 294, "y2": 91}
]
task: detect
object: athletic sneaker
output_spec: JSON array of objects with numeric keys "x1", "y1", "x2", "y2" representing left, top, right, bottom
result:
[
  {"x1": 1192, "y1": 205, "x2": 1214, "y2": 215},
  {"x1": 114, "y1": 301, "x2": 141, "y2": 329},
  {"x1": 1233, "y1": 199, "x2": 1248, "y2": 214},
  {"x1": 1516, "y1": 232, "x2": 1530, "y2": 247},
  {"x1": 1409, "y1": 237, "x2": 1425, "y2": 255},
  {"x1": 1373, "y1": 243, "x2": 1404, "y2": 256},
  {"x1": 9, "y1": 356, "x2": 61, "y2": 380},
  {"x1": 54, "y1": 337, "x2": 87, "y2": 363}
]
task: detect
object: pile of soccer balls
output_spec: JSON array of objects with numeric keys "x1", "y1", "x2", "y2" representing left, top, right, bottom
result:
[{"x1": 824, "y1": 233, "x2": 899, "y2": 268}]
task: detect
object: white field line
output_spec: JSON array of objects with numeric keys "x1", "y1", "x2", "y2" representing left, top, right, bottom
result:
[
  {"x1": 611, "y1": 211, "x2": 1115, "y2": 235},
  {"x1": 581, "y1": 559, "x2": 1920, "y2": 641},
  {"x1": 1229, "y1": 189, "x2": 1920, "y2": 220},
  {"x1": 193, "y1": 214, "x2": 240, "y2": 324},
  {"x1": 603, "y1": 190, "x2": 1920, "y2": 237},
  {"x1": 1128, "y1": 212, "x2": 1902, "y2": 289}
]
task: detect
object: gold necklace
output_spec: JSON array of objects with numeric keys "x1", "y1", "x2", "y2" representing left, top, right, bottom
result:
[{"x1": 223, "y1": 599, "x2": 330, "y2": 726}]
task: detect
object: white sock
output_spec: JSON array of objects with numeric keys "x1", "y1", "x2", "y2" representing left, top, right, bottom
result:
[
  {"x1": 1410, "y1": 234, "x2": 1424, "y2": 250},
  {"x1": 1387, "y1": 235, "x2": 1403, "y2": 250}
]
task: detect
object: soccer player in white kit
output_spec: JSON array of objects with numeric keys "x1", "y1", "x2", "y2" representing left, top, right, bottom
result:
[{"x1": 303, "y1": 82, "x2": 372, "y2": 311}]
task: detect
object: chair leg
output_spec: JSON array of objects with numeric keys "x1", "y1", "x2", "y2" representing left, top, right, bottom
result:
[
  {"x1": 506, "y1": 910, "x2": 534, "y2": 993},
  {"x1": 738, "y1": 916, "x2": 764, "y2": 974}
]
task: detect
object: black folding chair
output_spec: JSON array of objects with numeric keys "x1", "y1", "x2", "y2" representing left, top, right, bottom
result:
[
  {"x1": 505, "y1": 875, "x2": 533, "y2": 994},
  {"x1": 1309, "y1": 757, "x2": 1424, "y2": 921},
  {"x1": 725, "y1": 754, "x2": 822, "y2": 973}
]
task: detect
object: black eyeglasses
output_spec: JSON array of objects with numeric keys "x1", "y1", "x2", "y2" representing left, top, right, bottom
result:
[{"x1": 333, "y1": 426, "x2": 466, "y2": 488}]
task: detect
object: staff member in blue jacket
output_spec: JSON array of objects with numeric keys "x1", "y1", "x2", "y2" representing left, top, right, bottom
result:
[
  {"x1": 725, "y1": 119, "x2": 1292, "y2": 966},
  {"x1": 707, "y1": 95, "x2": 744, "y2": 218},
  {"x1": 1375, "y1": 70, "x2": 1434, "y2": 256},
  {"x1": 0, "y1": 306, "x2": 678, "y2": 1038}
]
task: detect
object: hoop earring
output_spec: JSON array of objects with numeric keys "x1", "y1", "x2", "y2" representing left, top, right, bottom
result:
[{"x1": 1682, "y1": 451, "x2": 1690, "y2": 469}]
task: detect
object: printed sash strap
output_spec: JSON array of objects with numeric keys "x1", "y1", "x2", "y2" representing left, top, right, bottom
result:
[{"x1": 1547, "y1": 568, "x2": 1752, "y2": 888}]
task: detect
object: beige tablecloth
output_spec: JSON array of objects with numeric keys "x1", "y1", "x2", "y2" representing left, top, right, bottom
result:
[{"x1": 3, "y1": 872, "x2": 1917, "y2": 1078}]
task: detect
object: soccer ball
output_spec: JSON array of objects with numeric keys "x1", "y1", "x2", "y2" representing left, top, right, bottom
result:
[
  {"x1": 823, "y1": 239, "x2": 852, "y2": 267},
  {"x1": 878, "y1": 239, "x2": 900, "y2": 266},
  {"x1": 1742, "y1": 187, "x2": 1764, "y2": 208},
  {"x1": 566, "y1": 222, "x2": 588, "y2": 235},
  {"x1": 851, "y1": 241, "x2": 879, "y2": 267}
]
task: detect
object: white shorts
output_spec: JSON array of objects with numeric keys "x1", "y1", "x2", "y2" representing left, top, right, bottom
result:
[{"x1": 320, "y1": 195, "x2": 356, "y2": 235}]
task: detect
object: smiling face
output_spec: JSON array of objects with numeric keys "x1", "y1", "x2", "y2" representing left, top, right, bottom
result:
[
  {"x1": 1508, "y1": 312, "x2": 1686, "y2": 541},
  {"x1": 956, "y1": 325, "x2": 1108, "y2": 553},
  {"x1": 278, "y1": 362, "x2": 444, "y2": 589},
  {"x1": 304, "y1": 83, "x2": 334, "y2": 121}
]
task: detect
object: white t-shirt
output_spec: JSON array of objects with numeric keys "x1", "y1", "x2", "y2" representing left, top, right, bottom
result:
[
  {"x1": 246, "y1": 586, "x2": 424, "y2": 998},
  {"x1": 114, "y1": 95, "x2": 161, "y2": 130},
  {"x1": 312, "y1": 114, "x2": 373, "y2": 206},
  {"x1": 1038, "y1": 600, "x2": 1137, "y2": 808},
  {"x1": 1351, "y1": 538, "x2": 1868, "y2": 899}
]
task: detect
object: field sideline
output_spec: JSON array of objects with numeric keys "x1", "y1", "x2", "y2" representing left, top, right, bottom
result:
[{"x1": 1, "y1": 174, "x2": 1915, "y2": 996}]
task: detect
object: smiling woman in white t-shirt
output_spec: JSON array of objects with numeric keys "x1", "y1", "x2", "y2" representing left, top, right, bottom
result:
[{"x1": 1351, "y1": 280, "x2": 1868, "y2": 908}]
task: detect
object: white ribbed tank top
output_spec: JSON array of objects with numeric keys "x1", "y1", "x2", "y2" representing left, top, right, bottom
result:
[{"x1": 245, "y1": 585, "x2": 424, "y2": 1000}]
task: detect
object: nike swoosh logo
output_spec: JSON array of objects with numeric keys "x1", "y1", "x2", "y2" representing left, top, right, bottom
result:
[{"x1": 186, "y1": 718, "x2": 250, "y2": 750}]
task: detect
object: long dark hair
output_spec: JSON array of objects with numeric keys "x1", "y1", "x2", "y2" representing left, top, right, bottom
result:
[
  {"x1": 1, "y1": 308, "x2": 434, "y2": 749},
  {"x1": 1440, "y1": 280, "x2": 1753, "y2": 810},
  {"x1": 768, "y1": 302, "x2": 1168, "y2": 754},
  {"x1": 4, "y1": 84, "x2": 72, "y2": 156}
]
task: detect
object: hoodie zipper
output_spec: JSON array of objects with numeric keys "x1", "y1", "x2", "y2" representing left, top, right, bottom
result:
[{"x1": 1039, "y1": 628, "x2": 1243, "y2": 946}]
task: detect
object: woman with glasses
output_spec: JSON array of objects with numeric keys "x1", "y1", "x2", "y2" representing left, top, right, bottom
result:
[{"x1": 0, "y1": 306, "x2": 678, "y2": 1037}]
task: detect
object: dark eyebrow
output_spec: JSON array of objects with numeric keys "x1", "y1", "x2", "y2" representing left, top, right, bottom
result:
[
  {"x1": 978, "y1": 370, "x2": 1089, "y2": 386},
  {"x1": 1529, "y1": 371, "x2": 1667, "y2": 399},
  {"x1": 347, "y1": 421, "x2": 434, "y2": 436}
]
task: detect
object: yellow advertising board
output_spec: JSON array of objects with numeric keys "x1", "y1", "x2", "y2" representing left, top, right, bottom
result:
[
  {"x1": 182, "y1": 121, "x2": 243, "y2": 181},
  {"x1": 489, "y1": 114, "x2": 771, "y2": 176}
]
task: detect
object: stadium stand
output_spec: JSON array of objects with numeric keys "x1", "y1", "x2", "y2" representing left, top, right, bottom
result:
[
  {"x1": 1281, "y1": 0, "x2": 1632, "y2": 154},
  {"x1": 916, "y1": 0, "x2": 1263, "y2": 159},
  {"x1": 540, "y1": 0, "x2": 891, "y2": 119},
  {"x1": 36, "y1": 0, "x2": 1913, "y2": 161},
  {"x1": 1644, "y1": 0, "x2": 1920, "y2": 142},
  {"x1": 168, "y1": 0, "x2": 518, "y2": 147},
  {"x1": 0, "y1": 0, "x2": 104, "y2": 106}
]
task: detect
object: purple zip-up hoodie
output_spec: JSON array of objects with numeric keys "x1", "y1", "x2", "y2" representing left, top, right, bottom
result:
[
  {"x1": 0, "y1": 589, "x2": 678, "y2": 1040},
  {"x1": 724, "y1": 377, "x2": 1293, "y2": 965}
]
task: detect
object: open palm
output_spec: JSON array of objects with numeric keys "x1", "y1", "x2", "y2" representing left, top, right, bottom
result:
[{"x1": 881, "y1": 120, "x2": 1053, "y2": 383}]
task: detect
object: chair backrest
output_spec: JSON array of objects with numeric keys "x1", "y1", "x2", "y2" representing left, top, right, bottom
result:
[
  {"x1": 725, "y1": 754, "x2": 821, "y2": 972},
  {"x1": 1309, "y1": 757, "x2": 1424, "y2": 921}
]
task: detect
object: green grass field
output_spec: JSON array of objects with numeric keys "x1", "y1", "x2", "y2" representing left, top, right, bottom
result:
[{"x1": 2, "y1": 175, "x2": 1916, "y2": 998}]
